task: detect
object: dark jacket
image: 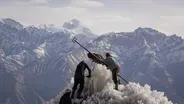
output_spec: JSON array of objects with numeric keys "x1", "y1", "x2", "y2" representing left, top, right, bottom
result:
[{"x1": 74, "y1": 61, "x2": 91, "y2": 79}]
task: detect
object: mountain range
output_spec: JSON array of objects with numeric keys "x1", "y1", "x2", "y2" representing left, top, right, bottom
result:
[{"x1": 0, "y1": 18, "x2": 183, "y2": 104}]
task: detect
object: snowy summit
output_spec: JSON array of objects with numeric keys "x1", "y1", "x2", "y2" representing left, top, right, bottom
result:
[
  {"x1": 63, "y1": 19, "x2": 95, "y2": 37},
  {"x1": 0, "y1": 18, "x2": 23, "y2": 29}
]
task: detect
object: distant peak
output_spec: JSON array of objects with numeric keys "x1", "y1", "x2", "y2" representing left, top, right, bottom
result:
[
  {"x1": 38, "y1": 24, "x2": 55, "y2": 28},
  {"x1": 1, "y1": 18, "x2": 23, "y2": 29},
  {"x1": 2, "y1": 18, "x2": 14, "y2": 21},
  {"x1": 2, "y1": 18, "x2": 20, "y2": 24},
  {"x1": 135, "y1": 27, "x2": 144, "y2": 30},
  {"x1": 168, "y1": 34, "x2": 183, "y2": 42},
  {"x1": 64, "y1": 19, "x2": 80, "y2": 26},
  {"x1": 62, "y1": 19, "x2": 95, "y2": 37},
  {"x1": 69, "y1": 19, "x2": 80, "y2": 25},
  {"x1": 63, "y1": 19, "x2": 81, "y2": 29},
  {"x1": 134, "y1": 27, "x2": 164, "y2": 36},
  {"x1": 135, "y1": 27, "x2": 156, "y2": 32}
]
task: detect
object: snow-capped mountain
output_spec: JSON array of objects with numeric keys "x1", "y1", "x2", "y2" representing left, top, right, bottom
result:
[
  {"x1": 84, "y1": 27, "x2": 184, "y2": 104},
  {"x1": 36, "y1": 24, "x2": 71, "y2": 34},
  {"x1": 37, "y1": 24, "x2": 62, "y2": 33},
  {"x1": 0, "y1": 18, "x2": 23, "y2": 29},
  {"x1": 63, "y1": 19, "x2": 95, "y2": 38},
  {"x1": 36, "y1": 19, "x2": 97, "y2": 47},
  {"x1": 36, "y1": 19, "x2": 96, "y2": 38},
  {"x1": 0, "y1": 18, "x2": 183, "y2": 104},
  {"x1": 0, "y1": 19, "x2": 95, "y2": 104}
]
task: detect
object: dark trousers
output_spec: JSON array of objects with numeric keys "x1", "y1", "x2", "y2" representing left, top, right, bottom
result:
[
  {"x1": 112, "y1": 69, "x2": 119, "y2": 90},
  {"x1": 71, "y1": 78, "x2": 84, "y2": 98}
]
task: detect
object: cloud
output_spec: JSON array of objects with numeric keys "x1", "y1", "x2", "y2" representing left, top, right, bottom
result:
[
  {"x1": 30, "y1": 0, "x2": 48, "y2": 4},
  {"x1": 0, "y1": 0, "x2": 30, "y2": 6},
  {"x1": 153, "y1": 0, "x2": 184, "y2": 7},
  {"x1": 95, "y1": 15, "x2": 131, "y2": 22},
  {"x1": 87, "y1": 0, "x2": 184, "y2": 36},
  {"x1": 0, "y1": 1, "x2": 133, "y2": 34},
  {"x1": 0, "y1": 0, "x2": 184, "y2": 37},
  {"x1": 0, "y1": 3, "x2": 88, "y2": 25},
  {"x1": 0, "y1": 0, "x2": 72, "y2": 7},
  {"x1": 47, "y1": 0, "x2": 72, "y2": 7},
  {"x1": 0, "y1": 0, "x2": 30, "y2": 2},
  {"x1": 89, "y1": 0, "x2": 184, "y2": 15},
  {"x1": 158, "y1": 16, "x2": 184, "y2": 35},
  {"x1": 71, "y1": 0, "x2": 104, "y2": 8}
]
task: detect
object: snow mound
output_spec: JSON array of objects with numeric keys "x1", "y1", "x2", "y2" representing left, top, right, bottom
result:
[
  {"x1": 83, "y1": 82, "x2": 172, "y2": 104},
  {"x1": 44, "y1": 64, "x2": 173, "y2": 104}
]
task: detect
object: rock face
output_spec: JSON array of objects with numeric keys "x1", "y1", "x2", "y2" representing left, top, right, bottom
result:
[{"x1": 0, "y1": 19, "x2": 184, "y2": 104}]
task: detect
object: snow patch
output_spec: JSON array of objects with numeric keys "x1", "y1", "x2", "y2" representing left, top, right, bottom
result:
[{"x1": 33, "y1": 42, "x2": 46, "y2": 58}]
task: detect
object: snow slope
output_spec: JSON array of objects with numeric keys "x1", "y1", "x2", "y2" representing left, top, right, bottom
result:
[{"x1": 44, "y1": 64, "x2": 173, "y2": 104}]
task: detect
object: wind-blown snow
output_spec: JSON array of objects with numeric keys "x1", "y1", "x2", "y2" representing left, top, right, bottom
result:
[{"x1": 44, "y1": 64, "x2": 173, "y2": 104}]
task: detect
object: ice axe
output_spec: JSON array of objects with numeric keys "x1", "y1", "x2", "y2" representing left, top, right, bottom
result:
[{"x1": 72, "y1": 37, "x2": 129, "y2": 84}]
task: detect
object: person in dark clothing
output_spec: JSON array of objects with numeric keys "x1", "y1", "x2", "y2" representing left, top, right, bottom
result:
[
  {"x1": 71, "y1": 61, "x2": 91, "y2": 99},
  {"x1": 59, "y1": 89, "x2": 72, "y2": 104}
]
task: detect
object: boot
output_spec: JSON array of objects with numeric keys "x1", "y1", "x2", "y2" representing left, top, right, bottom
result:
[
  {"x1": 71, "y1": 90, "x2": 75, "y2": 99},
  {"x1": 115, "y1": 83, "x2": 118, "y2": 90},
  {"x1": 77, "y1": 91, "x2": 82, "y2": 99},
  {"x1": 118, "y1": 79, "x2": 121, "y2": 84}
]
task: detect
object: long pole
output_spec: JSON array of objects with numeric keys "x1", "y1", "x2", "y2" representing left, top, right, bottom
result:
[
  {"x1": 72, "y1": 37, "x2": 106, "y2": 65},
  {"x1": 72, "y1": 37, "x2": 129, "y2": 84},
  {"x1": 118, "y1": 75, "x2": 129, "y2": 84}
]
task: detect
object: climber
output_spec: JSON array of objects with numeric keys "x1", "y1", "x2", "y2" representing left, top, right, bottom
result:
[
  {"x1": 102, "y1": 52, "x2": 120, "y2": 90},
  {"x1": 87, "y1": 52, "x2": 104, "y2": 64},
  {"x1": 59, "y1": 89, "x2": 72, "y2": 104},
  {"x1": 71, "y1": 61, "x2": 91, "y2": 99}
]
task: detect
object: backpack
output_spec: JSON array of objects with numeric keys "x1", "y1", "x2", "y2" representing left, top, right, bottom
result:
[{"x1": 59, "y1": 89, "x2": 72, "y2": 104}]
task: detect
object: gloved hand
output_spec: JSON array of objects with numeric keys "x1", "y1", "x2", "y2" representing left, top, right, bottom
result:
[{"x1": 86, "y1": 75, "x2": 91, "y2": 78}]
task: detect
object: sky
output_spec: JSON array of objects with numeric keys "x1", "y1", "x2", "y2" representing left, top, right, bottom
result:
[{"x1": 0, "y1": 0, "x2": 184, "y2": 37}]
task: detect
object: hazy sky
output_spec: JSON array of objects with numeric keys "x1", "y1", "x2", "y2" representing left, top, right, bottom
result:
[{"x1": 0, "y1": 0, "x2": 184, "y2": 37}]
